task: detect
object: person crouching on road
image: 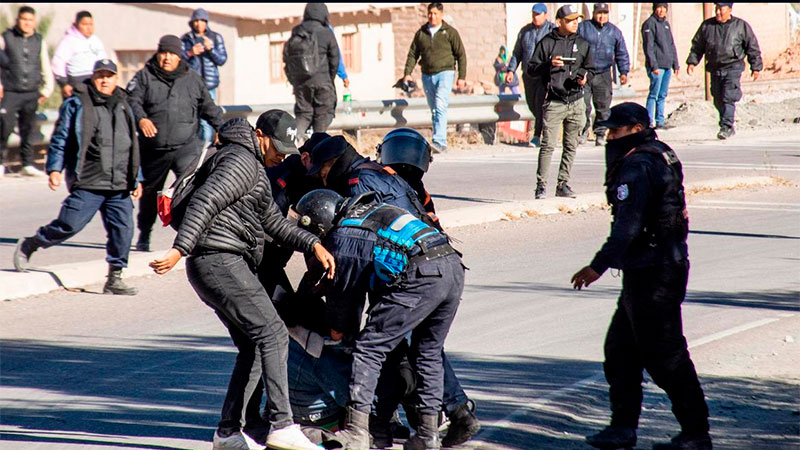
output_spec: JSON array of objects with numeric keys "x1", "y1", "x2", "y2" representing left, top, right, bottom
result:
[
  {"x1": 149, "y1": 117, "x2": 336, "y2": 450},
  {"x1": 13, "y1": 59, "x2": 141, "y2": 296},
  {"x1": 572, "y1": 102, "x2": 711, "y2": 450}
]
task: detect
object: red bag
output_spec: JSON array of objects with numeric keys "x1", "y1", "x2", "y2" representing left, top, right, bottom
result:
[{"x1": 157, "y1": 144, "x2": 216, "y2": 229}]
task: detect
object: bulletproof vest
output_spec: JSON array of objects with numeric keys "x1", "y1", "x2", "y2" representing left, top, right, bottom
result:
[
  {"x1": 1, "y1": 29, "x2": 43, "y2": 92},
  {"x1": 609, "y1": 141, "x2": 689, "y2": 246},
  {"x1": 338, "y1": 202, "x2": 449, "y2": 286}
]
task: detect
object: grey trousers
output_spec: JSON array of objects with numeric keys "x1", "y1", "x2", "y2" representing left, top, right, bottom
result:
[{"x1": 537, "y1": 99, "x2": 586, "y2": 186}]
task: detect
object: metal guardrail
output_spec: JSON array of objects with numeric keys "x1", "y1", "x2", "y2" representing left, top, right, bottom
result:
[{"x1": 7, "y1": 87, "x2": 637, "y2": 148}]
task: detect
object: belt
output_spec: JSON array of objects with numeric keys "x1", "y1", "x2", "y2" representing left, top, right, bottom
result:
[{"x1": 409, "y1": 242, "x2": 457, "y2": 265}]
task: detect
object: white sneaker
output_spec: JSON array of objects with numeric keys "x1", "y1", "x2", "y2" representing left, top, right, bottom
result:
[
  {"x1": 0, "y1": 165, "x2": 5, "y2": 176},
  {"x1": 213, "y1": 430, "x2": 264, "y2": 450},
  {"x1": 265, "y1": 424, "x2": 321, "y2": 450},
  {"x1": 20, "y1": 165, "x2": 45, "y2": 177}
]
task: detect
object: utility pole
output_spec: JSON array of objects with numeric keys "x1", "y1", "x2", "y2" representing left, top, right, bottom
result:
[{"x1": 703, "y1": 3, "x2": 713, "y2": 101}]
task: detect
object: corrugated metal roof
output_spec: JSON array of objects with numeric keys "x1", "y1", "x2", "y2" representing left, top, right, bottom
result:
[{"x1": 156, "y1": 3, "x2": 418, "y2": 22}]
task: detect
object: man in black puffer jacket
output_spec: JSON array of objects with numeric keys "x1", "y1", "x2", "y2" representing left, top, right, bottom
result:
[
  {"x1": 150, "y1": 117, "x2": 335, "y2": 450},
  {"x1": 128, "y1": 34, "x2": 224, "y2": 252}
]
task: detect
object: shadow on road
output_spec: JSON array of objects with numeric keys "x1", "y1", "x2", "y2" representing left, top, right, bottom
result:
[{"x1": 0, "y1": 338, "x2": 797, "y2": 449}]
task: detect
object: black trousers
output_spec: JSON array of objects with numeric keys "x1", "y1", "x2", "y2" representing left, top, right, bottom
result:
[
  {"x1": 293, "y1": 83, "x2": 336, "y2": 137},
  {"x1": 710, "y1": 69, "x2": 743, "y2": 129},
  {"x1": 603, "y1": 260, "x2": 710, "y2": 434},
  {"x1": 583, "y1": 70, "x2": 613, "y2": 137},
  {"x1": 522, "y1": 74, "x2": 547, "y2": 139},
  {"x1": 0, "y1": 90, "x2": 39, "y2": 166},
  {"x1": 137, "y1": 139, "x2": 201, "y2": 236}
]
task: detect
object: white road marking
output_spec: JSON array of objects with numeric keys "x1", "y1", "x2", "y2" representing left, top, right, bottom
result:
[
  {"x1": 439, "y1": 157, "x2": 800, "y2": 172},
  {"x1": 697, "y1": 200, "x2": 800, "y2": 207},
  {"x1": 689, "y1": 205, "x2": 800, "y2": 212}
]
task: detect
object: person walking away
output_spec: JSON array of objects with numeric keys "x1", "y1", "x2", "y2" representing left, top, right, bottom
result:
[
  {"x1": 284, "y1": 3, "x2": 339, "y2": 140},
  {"x1": 149, "y1": 117, "x2": 336, "y2": 450},
  {"x1": 506, "y1": 3, "x2": 556, "y2": 148},
  {"x1": 686, "y1": 2, "x2": 762, "y2": 140},
  {"x1": 642, "y1": 3, "x2": 680, "y2": 129},
  {"x1": 528, "y1": 4, "x2": 594, "y2": 200},
  {"x1": 402, "y1": 2, "x2": 467, "y2": 154},
  {"x1": 577, "y1": 2, "x2": 629, "y2": 146},
  {"x1": 0, "y1": 5, "x2": 54, "y2": 177},
  {"x1": 493, "y1": 46, "x2": 518, "y2": 94},
  {"x1": 572, "y1": 102, "x2": 711, "y2": 450},
  {"x1": 128, "y1": 34, "x2": 223, "y2": 252},
  {"x1": 13, "y1": 60, "x2": 141, "y2": 295},
  {"x1": 181, "y1": 8, "x2": 227, "y2": 145},
  {"x1": 51, "y1": 11, "x2": 107, "y2": 98}
]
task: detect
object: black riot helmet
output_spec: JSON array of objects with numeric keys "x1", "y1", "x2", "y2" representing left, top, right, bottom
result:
[
  {"x1": 295, "y1": 189, "x2": 345, "y2": 237},
  {"x1": 376, "y1": 128, "x2": 433, "y2": 173}
]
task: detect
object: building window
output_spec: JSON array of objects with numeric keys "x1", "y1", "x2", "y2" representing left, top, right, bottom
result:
[
  {"x1": 270, "y1": 41, "x2": 286, "y2": 83},
  {"x1": 116, "y1": 50, "x2": 152, "y2": 87},
  {"x1": 342, "y1": 32, "x2": 361, "y2": 74}
]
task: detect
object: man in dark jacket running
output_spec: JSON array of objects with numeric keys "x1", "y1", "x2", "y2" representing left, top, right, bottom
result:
[
  {"x1": 14, "y1": 60, "x2": 141, "y2": 295},
  {"x1": 150, "y1": 117, "x2": 335, "y2": 450},
  {"x1": 127, "y1": 34, "x2": 224, "y2": 252},
  {"x1": 506, "y1": 3, "x2": 556, "y2": 148},
  {"x1": 528, "y1": 4, "x2": 594, "y2": 200},
  {"x1": 642, "y1": 3, "x2": 680, "y2": 129},
  {"x1": 284, "y1": 3, "x2": 339, "y2": 140},
  {"x1": 686, "y1": 2, "x2": 762, "y2": 140}
]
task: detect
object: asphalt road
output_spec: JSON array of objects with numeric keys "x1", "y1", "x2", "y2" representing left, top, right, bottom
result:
[{"x1": 1, "y1": 184, "x2": 797, "y2": 450}]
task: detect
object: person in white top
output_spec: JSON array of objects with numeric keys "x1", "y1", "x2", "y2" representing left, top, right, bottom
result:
[{"x1": 51, "y1": 10, "x2": 107, "y2": 98}]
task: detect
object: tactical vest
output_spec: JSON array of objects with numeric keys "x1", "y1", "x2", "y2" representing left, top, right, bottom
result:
[
  {"x1": 338, "y1": 202, "x2": 453, "y2": 286},
  {"x1": 1, "y1": 29, "x2": 43, "y2": 93}
]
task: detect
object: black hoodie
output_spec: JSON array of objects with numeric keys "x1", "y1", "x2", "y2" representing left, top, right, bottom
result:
[
  {"x1": 287, "y1": 3, "x2": 339, "y2": 87},
  {"x1": 527, "y1": 29, "x2": 595, "y2": 103}
]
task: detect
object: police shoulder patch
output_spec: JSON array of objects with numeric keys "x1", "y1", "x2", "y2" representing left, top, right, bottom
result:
[{"x1": 617, "y1": 184, "x2": 629, "y2": 201}]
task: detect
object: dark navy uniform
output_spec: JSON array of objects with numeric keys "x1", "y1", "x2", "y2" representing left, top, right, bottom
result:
[{"x1": 590, "y1": 128, "x2": 710, "y2": 440}]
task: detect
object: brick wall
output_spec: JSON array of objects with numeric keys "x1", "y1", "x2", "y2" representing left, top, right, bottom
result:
[{"x1": 391, "y1": 3, "x2": 507, "y2": 88}]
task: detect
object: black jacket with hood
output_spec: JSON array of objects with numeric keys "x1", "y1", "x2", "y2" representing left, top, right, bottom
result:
[
  {"x1": 287, "y1": 3, "x2": 339, "y2": 87},
  {"x1": 527, "y1": 29, "x2": 595, "y2": 103},
  {"x1": 172, "y1": 118, "x2": 320, "y2": 269}
]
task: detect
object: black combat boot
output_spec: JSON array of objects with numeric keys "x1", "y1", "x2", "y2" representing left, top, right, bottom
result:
[
  {"x1": 585, "y1": 425, "x2": 637, "y2": 449},
  {"x1": 370, "y1": 414, "x2": 394, "y2": 449},
  {"x1": 442, "y1": 401, "x2": 480, "y2": 447},
  {"x1": 556, "y1": 181, "x2": 577, "y2": 198},
  {"x1": 136, "y1": 231, "x2": 151, "y2": 252},
  {"x1": 652, "y1": 431, "x2": 712, "y2": 450},
  {"x1": 404, "y1": 414, "x2": 441, "y2": 450},
  {"x1": 13, "y1": 237, "x2": 38, "y2": 272},
  {"x1": 331, "y1": 406, "x2": 370, "y2": 450},
  {"x1": 103, "y1": 266, "x2": 138, "y2": 295}
]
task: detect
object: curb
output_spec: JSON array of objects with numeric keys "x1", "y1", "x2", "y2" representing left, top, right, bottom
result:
[{"x1": 0, "y1": 176, "x2": 780, "y2": 301}]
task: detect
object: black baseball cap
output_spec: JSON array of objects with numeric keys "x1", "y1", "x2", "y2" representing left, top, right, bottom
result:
[
  {"x1": 594, "y1": 3, "x2": 610, "y2": 13},
  {"x1": 255, "y1": 109, "x2": 299, "y2": 155},
  {"x1": 307, "y1": 135, "x2": 350, "y2": 176},
  {"x1": 715, "y1": 2, "x2": 733, "y2": 8},
  {"x1": 556, "y1": 4, "x2": 583, "y2": 20},
  {"x1": 93, "y1": 58, "x2": 117, "y2": 74},
  {"x1": 298, "y1": 132, "x2": 331, "y2": 154},
  {"x1": 596, "y1": 102, "x2": 652, "y2": 129}
]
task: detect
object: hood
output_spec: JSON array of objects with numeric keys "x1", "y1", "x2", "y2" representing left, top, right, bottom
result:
[
  {"x1": 550, "y1": 29, "x2": 577, "y2": 41},
  {"x1": 65, "y1": 24, "x2": 89, "y2": 40},
  {"x1": 303, "y1": 3, "x2": 329, "y2": 25},
  {"x1": 218, "y1": 117, "x2": 261, "y2": 161}
]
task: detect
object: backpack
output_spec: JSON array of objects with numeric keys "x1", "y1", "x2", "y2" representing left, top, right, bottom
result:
[
  {"x1": 157, "y1": 144, "x2": 218, "y2": 230},
  {"x1": 283, "y1": 26, "x2": 320, "y2": 84}
]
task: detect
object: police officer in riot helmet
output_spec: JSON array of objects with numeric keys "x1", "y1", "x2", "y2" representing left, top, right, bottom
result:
[
  {"x1": 295, "y1": 188, "x2": 465, "y2": 450},
  {"x1": 572, "y1": 102, "x2": 711, "y2": 450}
]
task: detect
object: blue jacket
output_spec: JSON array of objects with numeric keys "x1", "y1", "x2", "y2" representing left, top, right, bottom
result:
[
  {"x1": 181, "y1": 29, "x2": 227, "y2": 90},
  {"x1": 328, "y1": 25, "x2": 348, "y2": 81},
  {"x1": 507, "y1": 21, "x2": 556, "y2": 74},
  {"x1": 577, "y1": 20, "x2": 629, "y2": 75}
]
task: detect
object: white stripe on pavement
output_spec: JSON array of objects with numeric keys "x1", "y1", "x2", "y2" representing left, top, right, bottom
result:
[
  {"x1": 438, "y1": 157, "x2": 800, "y2": 172},
  {"x1": 689, "y1": 205, "x2": 800, "y2": 212}
]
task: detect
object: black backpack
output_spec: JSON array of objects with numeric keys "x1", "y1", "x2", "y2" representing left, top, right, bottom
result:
[
  {"x1": 157, "y1": 144, "x2": 218, "y2": 230},
  {"x1": 283, "y1": 26, "x2": 320, "y2": 84}
]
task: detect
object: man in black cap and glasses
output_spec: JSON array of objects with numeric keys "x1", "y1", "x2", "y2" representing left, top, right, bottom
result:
[{"x1": 572, "y1": 102, "x2": 711, "y2": 450}]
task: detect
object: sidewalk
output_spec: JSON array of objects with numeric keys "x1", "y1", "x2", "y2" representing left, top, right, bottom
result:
[{"x1": 0, "y1": 175, "x2": 780, "y2": 301}]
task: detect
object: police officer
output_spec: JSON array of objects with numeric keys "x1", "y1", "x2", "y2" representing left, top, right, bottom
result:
[
  {"x1": 571, "y1": 102, "x2": 711, "y2": 450},
  {"x1": 686, "y1": 2, "x2": 762, "y2": 140},
  {"x1": 294, "y1": 189, "x2": 465, "y2": 450}
]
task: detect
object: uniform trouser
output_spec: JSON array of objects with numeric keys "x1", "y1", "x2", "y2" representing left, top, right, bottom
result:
[
  {"x1": 0, "y1": 90, "x2": 39, "y2": 167},
  {"x1": 137, "y1": 139, "x2": 201, "y2": 237},
  {"x1": 187, "y1": 252, "x2": 295, "y2": 430},
  {"x1": 582, "y1": 71, "x2": 613, "y2": 137},
  {"x1": 350, "y1": 254, "x2": 464, "y2": 416},
  {"x1": 294, "y1": 83, "x2": 336, "y2": 137},
  {"x1": 603, "y1": 260, "x2": 710, "y2": 434},
  {"x1": 32, "y1": 189, "x2": 133, "y2": 268},
  {"x1": 537, "y1": 99, "x2": 586, "y2": 186},
  {"x1": 710, "y1": 69, "x2": 743, "y2": 130},
  {"x1": 522, "y1": 74, "x2": 548, "y2": 139}
]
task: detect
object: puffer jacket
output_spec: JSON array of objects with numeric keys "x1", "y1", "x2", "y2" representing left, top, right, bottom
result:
[
  {"x1": 577, "y1": 20, "x2": 629, "y2": 75},
  {"x1": 172, "y1": 117, "x2": 320, "y2": 269},
  {"x1": 507, "y1": 21, "x2": 557, "y2": 74},
  {"x1": 686, "y1": 16, "x2": 762, "y2": 73},
  {"x1": 181, "y1": 28, "x2": 227, "y2": 90}
]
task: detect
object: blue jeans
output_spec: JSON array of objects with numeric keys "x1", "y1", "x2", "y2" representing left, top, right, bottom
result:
[
  {"x1": 33, "y1": 189, "x2": 133, "y2": 268},
  {"x1": 199, "y1": 87, "x2": 217, "y2": 144},
  {"x1": 422, "y1": 70, "x2": 455, "y2": 148},
  {"x1": 646, "y1": 69, "x2": 671, "y2": 126},
  {"x1": 287, "y1": 339, "x2": 352, "y2": 424}
]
